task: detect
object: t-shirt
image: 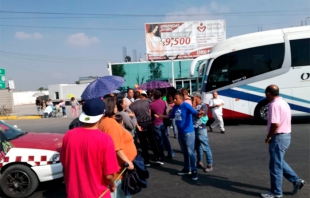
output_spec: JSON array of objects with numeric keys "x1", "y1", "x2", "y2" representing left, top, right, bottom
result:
[
  {"x1": 209, "y1": 97, "x2": 224, "y2": 115},
  {"x1": 169, "y1": 102, "x2": 198, "y2": 133},
  {"x1": 267, "y1": 97, "x2": 291, "y2": 133},
  {"x1": 184, "y1": 97, "x2": 192, "y2": 106},
  {"x1": 194, "y1": 103, "x2": 208, "y2": 129},
  {"x1": 124, "y1": 97, "x2": 134, "y2": 109},
  {"x1": 130, "y1": 100, "x2": 152, "y2": 124},
  {"x1": 60, "y1": 127, "x2": 119, "y2": 198},
  {"x1": 70, "y1": 100, "x2": 79, "y2": 107},
  {"x1": 99, "y1": 117, "x2": 137, "y2": 179},
  {"x1": 150, "y1": 99, "x2": 166, "y2": 126},
  {"x1": 116, "y1": 111, "x2": 136, "y2": 132}
]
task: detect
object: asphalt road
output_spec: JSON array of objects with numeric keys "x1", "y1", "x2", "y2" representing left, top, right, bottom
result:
[{"x1": 2, "y1": 118, "x2": 310, "y2": 198}]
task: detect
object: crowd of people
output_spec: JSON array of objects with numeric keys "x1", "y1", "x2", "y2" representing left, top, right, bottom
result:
[
  {"x1": 35, "y1": 97, "x2": 81, "y2": 118},
  {"x1": 59, "y1": 84, "x2": 305, "y2": 198}
]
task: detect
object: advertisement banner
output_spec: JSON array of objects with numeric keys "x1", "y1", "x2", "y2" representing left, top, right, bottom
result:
[{"x1": 145, "y1": 20, "x2": 226, "y2": 60}]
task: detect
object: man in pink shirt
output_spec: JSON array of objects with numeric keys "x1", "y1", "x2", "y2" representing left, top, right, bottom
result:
[
  {"x1": 261, "y1": 85, "x2": 305, "y2": 198},
  {"x1": 60, "y1": 98, "x2": 119, "y2": 198}
]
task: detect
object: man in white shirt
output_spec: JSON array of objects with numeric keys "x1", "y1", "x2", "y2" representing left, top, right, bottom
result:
[
  {"x1": 208, "y1": 92, "x2": 225, "y2": 134},
  {"x1": 124, "y1": 88, "x2": 135, "y2": 109}
]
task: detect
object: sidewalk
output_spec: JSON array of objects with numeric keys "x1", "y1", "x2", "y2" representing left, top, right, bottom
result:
[{"x1": 0, "y1": 104, "x2": 82, "y2": 120}]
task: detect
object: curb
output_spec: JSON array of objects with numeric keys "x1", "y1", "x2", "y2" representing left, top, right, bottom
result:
[{"x1": 0, "y1": 116, "x2": 42, "y2": 120}]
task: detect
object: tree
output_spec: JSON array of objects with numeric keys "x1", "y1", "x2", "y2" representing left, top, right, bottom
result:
[
  {"x1": 148, "y1": 62, "x2": 163, "y2": 80},
  {"x1": 38, "y1": 87, "x2": 45, "y2": 91},
  {"x1": 136, "y1": 74, "x2": 145, "y2": 85},
  {"x1": 112, "y1": 64, "x2": 126, "y2": 77}
]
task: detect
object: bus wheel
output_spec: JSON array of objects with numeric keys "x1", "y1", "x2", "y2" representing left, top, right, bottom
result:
[{"x1": 254, "y1": 99, "x2": 269, "y2": 122}]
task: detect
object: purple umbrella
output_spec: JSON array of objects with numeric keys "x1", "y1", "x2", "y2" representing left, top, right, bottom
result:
[
  {"x1": 81, "y1": 76, "x2": 124, "y2": 100},
  {"x1": 137, "y1": 80, "x2": 173, "y2": 90}
]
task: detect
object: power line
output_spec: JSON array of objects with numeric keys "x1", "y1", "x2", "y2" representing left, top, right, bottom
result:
[
  {"x1": 0, "y1": 8, "x2": 308, "y2": 17},
  {"x1": 0, "y1": 21, "x2": 302, "y2": 31},
  {"x1": 0, "y1": 60, "x2": 50, "y2": 75},
  {"x1": 0, "y1": 53, "x2": 104, "y2": 65},
  {"x1": 0, "y1": 24, "x2": 141, "y2": 30},
  {"x1": 0, "y1": 51, "x2": 105, "y2": 63}
]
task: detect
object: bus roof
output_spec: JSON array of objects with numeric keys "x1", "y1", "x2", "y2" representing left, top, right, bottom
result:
[{"x1": 210, "y1": 26, "x2": 310, "y2": 54}]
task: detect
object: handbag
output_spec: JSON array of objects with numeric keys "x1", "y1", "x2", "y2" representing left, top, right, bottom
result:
[{"x1": 121, "y1": 154, "x2": 150, "y2": 196}]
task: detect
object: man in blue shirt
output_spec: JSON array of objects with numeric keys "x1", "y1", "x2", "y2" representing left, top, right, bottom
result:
[{"x1": 156, "y1": 92, "x2": 203, "y2": 180}]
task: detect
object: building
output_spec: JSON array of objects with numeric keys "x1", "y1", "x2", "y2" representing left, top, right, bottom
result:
[{"x1": 108, "y1": 59, "x2": 203, "y2": 93}]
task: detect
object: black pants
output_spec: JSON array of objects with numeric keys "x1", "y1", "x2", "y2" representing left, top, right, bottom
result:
[{"x1": 136, "y1": 124, "x2": 161, "y2": 163}]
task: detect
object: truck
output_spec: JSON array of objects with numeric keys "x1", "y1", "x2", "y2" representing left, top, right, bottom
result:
[{"x1": 48, "y1": 83, "x2": 89, "y2": 103}]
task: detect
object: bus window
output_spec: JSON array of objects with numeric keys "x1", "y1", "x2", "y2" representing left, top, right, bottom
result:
[
  {"x1": 290, "y1": 38, "x2": 310, "y2": 67},
  {"x1": 205, "y1": 43, "x2": 284, "y2": 92}
]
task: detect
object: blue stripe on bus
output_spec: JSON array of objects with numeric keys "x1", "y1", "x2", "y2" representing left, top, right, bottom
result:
[
  {"x1": 218, "y1": 89, "x2": 310, "y2": 114},
  {"x1": 239, "y1": 85, "x2": 310, "y2": 104}
]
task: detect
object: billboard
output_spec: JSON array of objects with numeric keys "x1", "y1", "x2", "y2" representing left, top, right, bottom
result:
[{"x1": 145, "y1": 20, "x2": 226, "y2": 60}]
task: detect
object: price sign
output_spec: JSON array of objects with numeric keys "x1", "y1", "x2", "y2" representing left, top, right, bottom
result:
[{"x1": 145, "y1": 20, "x2": 226, "y2": 60}]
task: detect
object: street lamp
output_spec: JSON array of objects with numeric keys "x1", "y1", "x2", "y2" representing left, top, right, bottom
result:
[
  {"x1": 305, "y1": 17, "x2": 310, "y2": 25},
  {"x1": 165, "y1": 55, "x2": 179, "y2": 87}
]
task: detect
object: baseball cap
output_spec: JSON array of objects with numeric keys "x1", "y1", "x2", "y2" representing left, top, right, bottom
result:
[
  {"x1": 79, "y1": 98, "x2": 106, "y2": 124},
  {"x1": 140, "y1": 90, "x2": 147, "y2": 96}
]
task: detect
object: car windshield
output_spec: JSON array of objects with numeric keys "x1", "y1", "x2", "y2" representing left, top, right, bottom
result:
[{"x1": 0, "y1": 121, "x2": 27, "y2": 140}]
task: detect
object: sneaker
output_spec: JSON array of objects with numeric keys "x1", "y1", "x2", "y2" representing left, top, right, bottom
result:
[
  {"x1": 155, "y1": 160, "x2": 164, "y2": 165},
  {"x1": 177, "y1": 168, "x2": 191, "y2": 176},
  {"x1": 209, "y1": 126, "x2": 213, "y2": 132},
  {"x1": 204, "y1": 164, "x2": 213, "y2": 172},
  {"x1": 174, "y1": 134, "x2": 177, "y2": 138},
  {"x1": 191, "y1": 171, "x2": 198, "y2": 180},
  {"x1": 221, "y1": 130, "x2": 225, "y2": 134},
  {"x1": 260, "y1": 192, "x2": 283, "y2": 198},
  {"x1": 293, "y1": 179, "x2": 305, "y2": 194},
  {"x1": 197, "y1": 162, "x2": 203, "y2": 168}
]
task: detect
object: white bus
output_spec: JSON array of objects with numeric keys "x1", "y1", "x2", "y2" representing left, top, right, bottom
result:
[{"x1": 190, "y1": 26, "x2": 310, "y2": 121}]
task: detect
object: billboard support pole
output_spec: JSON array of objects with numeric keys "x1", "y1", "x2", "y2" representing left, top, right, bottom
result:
[
  {"x1": 165, "y1": 55, "x2": 179, "y2": 88},
  {"x1": 171, "y1": 60, "x2": 175, "y2": 87}
]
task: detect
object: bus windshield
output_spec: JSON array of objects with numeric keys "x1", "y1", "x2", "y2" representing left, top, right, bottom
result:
[{"x1": 204, "y1": 43, "x2": 285, "y2": 92}]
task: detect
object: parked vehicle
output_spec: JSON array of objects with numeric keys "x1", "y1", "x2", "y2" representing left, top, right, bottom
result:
[
  {"x1": 0, "y1": 120, "x2": 63, "y2": 198},
  {"x1": 190, "y1": 26, "x2": 310, "y2": 121}
]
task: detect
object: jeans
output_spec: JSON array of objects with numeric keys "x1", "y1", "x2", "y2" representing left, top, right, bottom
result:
[
  {"x1": 153, "y1": 123, "x2": 174, "y2": 158},
  {"x1": 178, "y1": 132, "x2": 197, "y2": 172},
  {"x1": 62, "y1": 106, "x2": 66, "y2": 116},
  {"x1": 136, "y1": 124, "x2": 161, "y2": 163},
  {"x1": 195, "y1": 128, "x2": 213, "y2": 165},
  {"x1": 269, "y1": 133, "x2": 299, "y2": 195},
  {"x1": 111, "y1": 179, "x2": 131, "y2": 198}
]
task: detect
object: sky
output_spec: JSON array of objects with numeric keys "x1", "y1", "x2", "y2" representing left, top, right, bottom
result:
[{"x1": 0, "y1": 0, "x2": 309, "y2": 90}]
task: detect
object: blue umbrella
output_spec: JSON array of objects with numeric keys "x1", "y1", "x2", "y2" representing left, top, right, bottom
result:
[{"x1": 81, "y1": 76, "x2": 124, "y2": 100}]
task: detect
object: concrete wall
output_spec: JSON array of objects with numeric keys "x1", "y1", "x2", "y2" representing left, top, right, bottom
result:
[
  {"x1": 0, "y1": 89, "x2": 14, "y2": 112},
  {"x1": 13, "y1": 91, "x2": 49, "y2": 105}
]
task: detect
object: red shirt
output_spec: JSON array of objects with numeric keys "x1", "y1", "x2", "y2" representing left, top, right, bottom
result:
[{"x1": 60, "y1": 127, "x2": 119, "y2": 198}]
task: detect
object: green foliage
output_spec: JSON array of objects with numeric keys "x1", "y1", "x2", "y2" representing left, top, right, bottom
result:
[
  {"x1": 149, "y1": 62, "x2": 163, "y2": 80},
  {"x1": 112, "y1": 64, "x2": 126, "y2": 77}
]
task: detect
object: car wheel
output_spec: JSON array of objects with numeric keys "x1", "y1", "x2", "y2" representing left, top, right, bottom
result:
[
  {"x1": 0, "y1": 164, "x2": 39, "y2": 198},
  {"x1": 254, "y1": 99, "x2": 269, "y2": 122}
]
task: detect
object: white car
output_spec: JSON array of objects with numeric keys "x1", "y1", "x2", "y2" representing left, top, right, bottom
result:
[{"x1": 0, "y1": 120, "x2": 64, "y2": 198}]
